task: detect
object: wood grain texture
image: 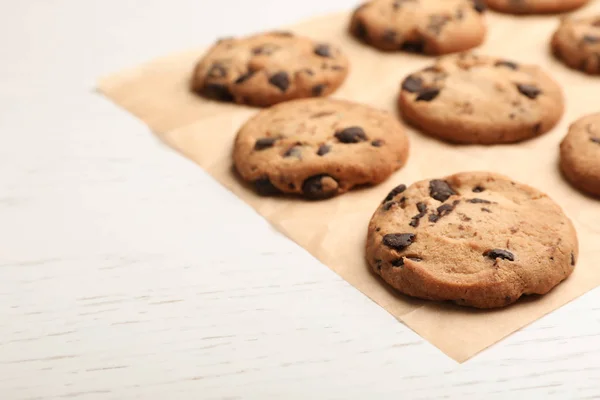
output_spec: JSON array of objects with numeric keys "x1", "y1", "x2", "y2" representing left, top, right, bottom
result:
[{"x1": 1, "y1": 0, "x2": 599, "y2": 398}]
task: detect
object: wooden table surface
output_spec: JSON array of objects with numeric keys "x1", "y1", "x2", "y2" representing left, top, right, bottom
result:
[{"x1": 1, "y1": 1, "x2": 600, "y2": 398}]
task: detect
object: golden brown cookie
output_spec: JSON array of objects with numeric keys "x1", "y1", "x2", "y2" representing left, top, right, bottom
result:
[
  {"x1": 233, "y1": 99, "x2": 410, "y2": 199},
  {"x1": 551, "y1": 15, "x2": 600, "y2": 75},
  {"x1": 398, "y1": 53, "x2": 564, "y2": 144},
  {"x1": 366, "y1": 172, "x2": 578, "y2": 309},
  {"x1": 485, "y1": 0, "x2": 589, "y2": 14},
  {"x1": 560, "y1": 113, "x2": 600, "y2": 197},
  {"x1": 350, "y1": 0, "x2": 487, "y2": 54},
  {"x1": 191, "y1": 32, "x2": 349, "y2": 107}
]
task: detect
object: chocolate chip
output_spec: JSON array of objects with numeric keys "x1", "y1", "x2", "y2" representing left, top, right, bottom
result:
[
  {"x1": 207, "y1": 63, "x2": 227, "y2": 78},
  {"x1": 335, "y1": 127, "x2": 368, "y2": 143},
  {"x1": 383, "y1": 201, "x2": 396, "y2": 211},
  {"x1": 429, "y1": 214, "x2": 440, "y2": 223},
  {"x1": 382, "y1": 30, "x2": 397, "y2": 43},
  {"x1": 495, "y1": 60, "x2": 519, "y2": 70},
  {"x1": 467, "y1": 198, "x2": 492, "y2": 204},
  {"x1": 317, "y1": 144, "x2": 331, "y2": 156},
  {"x1": 302, "y1": 175, "x2": 339, "y2": 200},
  {"x1": 254, "y1": 177, "x2": 281, "y2": 196},
  {"x1": 591, "y1": 137, "x2": 600, "y2": 144},
  {"x1": 516, "y1": 84, "x2": 541, "y2": 100},
  {"x1": 401, "y1": 75, "x2": 424, "y2": 93},
  {"x1": 383, "y1": 184, "x2": 407, "y2": 203},
  {"x1": 410, "y1": 202, "x2": 428, "y2": 227},
  {"x1": 312, "y1": 84, "x2": 327, "y2": 96},
  {"x1": 401, "y1": 40, "x2": 425, "y2": 53},
  {"x1": 484, "y1": 249, "x2": 515, "y2": 261},
  {"x1": 392, "y1": 258, "x2": 405, "y2": 267},
  {"x1": 416, "y1": 88, "x2": 441, "y2": 102},
  {"x1": 353, "y1": 19, "x2": 368, "y2": 40},
  {"x1": 429, "y1": 180, "x2": 457, "y2": 202},
  {"x1": 429, "y1": 200, "x2": 460, "y2": 223},
  {"x1": 473, "y1": 186, "x2": 485, "y2": 193},
  {"x1": 371, "y1": 139, "x2": 385, "y2": 147},
  {"x1": 269, "y1": 72, "x2": 290, "y2": 92},
  {"x1": 234, "y1": 70, "x2": 255, "y2": 84},
  {"x1": 382, "y1": 233, "x2": 415, "y2": 251},
  {"x1": 201, "y1": 83, "x2": 234, "y2": 102},
  {"x1": 375, "y1": 227, "x2": 381, "y2": 232},
  {"x1": 375, "y1": 259, "x2": 382, "y2": 272},
  {"x1": 533, "y1": 122, "x2": 542, "y2": 134},
  {"x1": 583, "y1": 35, "x2": 600, "y2": 44},
  {"x1": 470, "y1": 0, "x2": 486, "y2": 13},
  {"x1": 283, "y1": 146, "x2": 302, "y2": 158},
  {"x1": 252, "y1": 43, "x2": 280, "y2": 55},
  {"x1": 314, "y1": 44, "x2": 332, "y2": 57},
  {"x1": 254, "y1": 137, "x2": 277, "y2": 150}
]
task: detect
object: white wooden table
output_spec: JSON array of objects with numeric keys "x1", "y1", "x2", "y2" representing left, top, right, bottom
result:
[{"x1": 1, "y1": 1, "x2": 600, "y2": 398}]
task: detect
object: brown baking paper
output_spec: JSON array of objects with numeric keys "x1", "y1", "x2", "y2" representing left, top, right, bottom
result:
[{"x1": 98, "y1": 5, "x2": 600, "y2": 362}]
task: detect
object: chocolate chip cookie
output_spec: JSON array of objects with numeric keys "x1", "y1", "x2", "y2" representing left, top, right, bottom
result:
[
  {"x1": 366, "y1": 172, "x2": 578, "y2": 308},
  {"x1": 233, "y1": 99, "x2": 410, "y2": 199},
  {"x1": 485, "y1": 0, "x2": 589, "y2": 14},
  {"x1": 560, "y1": 113, "x2": 600, "y2": 197},
  {"x1": 191, "y1": 31, "x2": 349, "y2": 107},
  {"x1": 398, "y1": 53, "x2": 564, "y2": 144},
  {"x1": 349, "y1": 0, "x2": 487, "y2": 54},
  {"x1": 552, "y1": 16, "x2": 600, "y2": 75}
]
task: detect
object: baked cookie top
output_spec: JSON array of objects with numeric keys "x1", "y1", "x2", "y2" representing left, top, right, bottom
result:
[
  {"x1": 484, "y1": 0, "x2": 589, "y2": 14},
  {"x1": 191, "y1": 31, "x2": 349, "y2": 107},
  {"x1": 233, "y1": 99, "x2": 410, "y2": 200},
  {"x1": 560, "y1": 113, "x2": 600, "y2": 197},
  {"x1": 350, "y1": 0, "x2": 487, "y2": 54},
  {"x1": 366, "y1": 172, "x2": 578, "y2": 308},
  {"x1": 398, "y1": 53, "x2": 564, "y2": 144},
  {"x1": 552, "y1": 16, "x2": 600, "y2": 75}
]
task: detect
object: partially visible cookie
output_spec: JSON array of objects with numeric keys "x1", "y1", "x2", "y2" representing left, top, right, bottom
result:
[
  {"x1": 398, "y1": 53, "x2": 564, "y2": 144},
  {"x1": 560, "y1": 113, "x2": 600, "y2": 197},
  {"x1": 191, "y1": 32, "x2": 349, "y2": 107},
  {"x1": 552, "y1": 16, "x2": 600, "y2": 75},
  {"x1": 233, "y1": 99, "x2": 410, "y2": 199},
  {"x1": 485, "y1": 0, "x2": 589, "y2": 14},
  {"x1": 366, "y1": 172, "x2": 578, "y2": 309},
  {"x1": 350, "y1": 0, "x2": 487, "y2": 54}
]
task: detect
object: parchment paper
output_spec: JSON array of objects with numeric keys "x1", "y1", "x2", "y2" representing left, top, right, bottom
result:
[{"x1": 98, "y1": 5, "x2": 600, "y2": 362}]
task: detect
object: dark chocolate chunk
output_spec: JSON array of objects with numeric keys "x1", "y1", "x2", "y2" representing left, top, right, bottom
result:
[
  {"x1": 254, "y1": 137, "x2": 277, "y2": 151},
  {"x1": 401, "y1": 75, "x2": 424, "y2": 93},
  {"x1": 470, "y1": 0, "x2": 486, "y2": 13},
  {"x1": 269, "y1": 72, "x2": 290, "y2": 92},
  {"x1": 473, "y1": 186, "x2": 485, "y2": 193},
  {"x1": 416, "y1": 88, "x2": 441, "y2": 102},
  {"x1": 516, "y1": 84, "x2": 541, "y2": 100},
  {"x1": 375, "y1": 259, "x2": 383, "y2": 271},
  {"x1": 429, "y1": 179, "x2": 457, "y2": 202},
  {"x1": 383, "y1": 201, "x2": 396, "y2": 211},
  {"x1": 429, "y1": 214, "x2": 440, "y2": 223},
  {"x1": 207, "y1": 63, "x2": 227, "y2": 78},
  {"x1": 283, "y1": 146, "x2": 302, "y2": 158},
  {"x1": 383, "y1": 184, "x2": 407, "y2": 203},
  {"x1": 201, "y1": 83, "x2": 234, "y2": 102},
  {"x1": 312, "y1": 84, "x2": 327, "y2": 96},
  {"x1": 302, "y1": 175, "x2": 338, "y2": 200},
  {"x1": 467, "y1": 198, "x2": 492, "y2": 204},
  {"x1": 437, "y1": 200, "x2": 459, "y2": 217},
  {"x1": 382, "y1": 233, "x2": 416, "y2": 251},
  {"x1": 314, "y1": 44, "x2": 332, "y2": 57},
  {"x1": 484, "y1": 249, "x2": 515, "y2": 261},
  {"x1": 317, "y1": 144, "x2": 331, "y2": 156},
  {"x1": 571, "y1": 252, "x2": 576, "y2": 266},
  {"x1": 371, "y1": 139, "x2": 385, "y2": 147},
  {"x1": 234, "y1": 70, "x2": 255, "y2": 84},
  {"x1": 392, "y1": 258, "x2": 405, "y2": 267},
  {"x1": 495, "y1": 60, "x2": 518, "y2": 70},
  {"x1": 254, "y1": 177, "x2": 281, "y2": 196},
  {"x1": 353, "y1": 19, "x2": 368, "y2": 40},
  {"x1": 482, "y1": 208, "x2": 492, "y2": 213},
  {"x1": 252, "y1": 43, "x2": 280, "y2": 55},
  {"x1": 583, "y1": 35, "x2": 600, "y2": 44},
  {"x1": 590, "y1": 137, "x2": 600, "y2": 145},
  {"x1": 410, "y1": 202, "x2": 428, "y2": 227},
  {"x1": 401, "y1": 39, "x2": 425, "y2": 53},
  {"x1": 335, "y1": 127, "x2": 368, "y2": 143}
]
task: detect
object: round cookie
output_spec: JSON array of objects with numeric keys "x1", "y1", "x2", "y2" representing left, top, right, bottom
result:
[
  {"x1": 349, "y1": 0, "x2": 487, "y2": 54},
  {"x1": 398, "y1": 53, "x2": 564, "y2": 144},
  {"x1": 551, "y1": 16, "x2": 600, "y2": 75},
  {"x1": 233, "y1": 99, "x2": 410, "y2": 199},
  {"x1": 560, "y1": 113, "x2": 600, "y2": 197},
  {"x1": 484, "y1": 0, "x2": 589, "y2": 14},
  {"x1": 191, "y1": 31, "x2": 349, "y2": 107},
  {"x1": 366, "y1": 172, "x2": 578, "y2": 309}
]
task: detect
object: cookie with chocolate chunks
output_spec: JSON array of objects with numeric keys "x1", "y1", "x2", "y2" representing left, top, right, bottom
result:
[
  {"x1": 349, "y1": 0, "x2": 487, "y2": 54},
  {"x1": 560, "y1": 112, "x2": 600, "y2": 197},
  {"x1": 398, "y1": 53, "x2": 564, "y2": 144},
  {"x1": 485, "y1": 0, "x2": 589, "y2": 14},
  {"x1": 233, "y1": 99, "x2": 410, "y2": 199},
  {"x1": 191, "y1": 31, "x2": 349, "y2": 107},
  {"x1": 551, "y1": 16, "x2": 600, "y2": 75},
  {"x1": 366, "y1": 172, "x2": 578, "y2": 308}
]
